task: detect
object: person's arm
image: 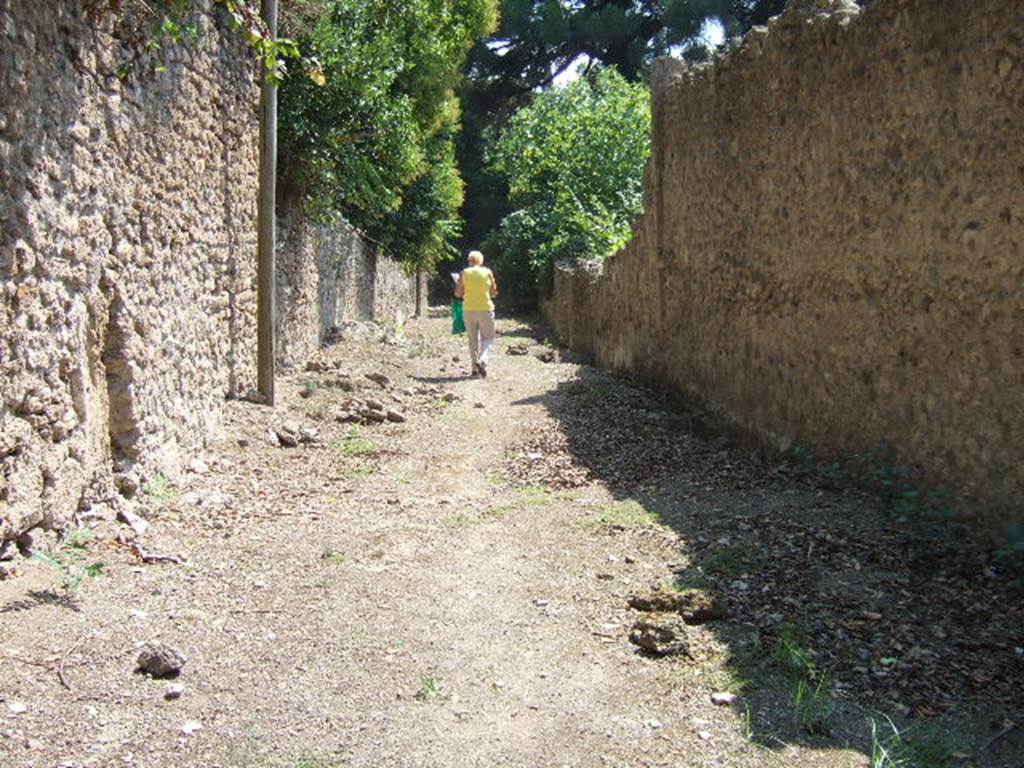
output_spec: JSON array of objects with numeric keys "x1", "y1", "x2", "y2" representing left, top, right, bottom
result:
[
  {"x1": 454, "y1": 272, "x2": 465, "y2": 299},
  {"x1": 489, "y1": 271, "x2": 498, "y2": 298}
]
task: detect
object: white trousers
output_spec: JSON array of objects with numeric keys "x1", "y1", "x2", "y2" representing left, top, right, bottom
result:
[{"x1": 464, "y1": 310, "x2": 496, "y2": 365}]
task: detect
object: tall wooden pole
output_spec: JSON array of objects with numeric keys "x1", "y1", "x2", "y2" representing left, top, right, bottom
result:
[{"x1": 257, "y1": 0, "x2": 278, "y2": 405}]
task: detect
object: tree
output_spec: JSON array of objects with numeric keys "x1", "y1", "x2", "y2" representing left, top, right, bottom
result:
[
  {"x1": 485, "y1": 68, "x2": 651, "y2": 301},
  {"x1": 278, "y1": 0, "x2": 497, "y2": 271}
]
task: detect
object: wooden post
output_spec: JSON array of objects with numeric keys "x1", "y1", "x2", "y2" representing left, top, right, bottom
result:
[{"x1": 256, "y1": 0, "x2": 278, "y2": 405}]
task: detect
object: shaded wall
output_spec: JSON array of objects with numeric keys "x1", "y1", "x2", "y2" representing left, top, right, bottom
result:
[
  {"x1": 0, "y1": 2, "x2": 258, "y2": 540},
  {"x1": 276, "y1": 204, "x2": 420, "y2": 369},
  {"x1": 545, "y1": 0, "x2": 1024, "y2": 530}
]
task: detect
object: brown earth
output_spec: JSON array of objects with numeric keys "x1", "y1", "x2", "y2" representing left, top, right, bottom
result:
[{"x1": 1, "y1": 312, "x2": 1021, "y2": 768}]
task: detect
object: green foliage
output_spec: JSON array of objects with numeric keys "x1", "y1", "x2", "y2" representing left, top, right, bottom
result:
[
  {"x1": 31, "y1": 544, "x2": 106, "y2": 596},
  {"x1": 485, "y1": 68, "x2": 651, "y2": 299},
  {"x1": 143, "y1": 474, "x2": 176, "y2": 503},
  {"x1": 279, "y1": 0, "x2": 498, "y2": 272}
]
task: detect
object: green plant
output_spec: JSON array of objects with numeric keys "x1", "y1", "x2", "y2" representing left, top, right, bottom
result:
[
  {"x1": 142, "y1": 474, "x2": 176, "y2": 503},
  {"x1": 320, "y1": 548, "x2": 346, "y2": 565},
  {"x1": 868, "y1": 716, "x2": 966, "y2": 768},
  {"x1": 414, "y1": 675, "x2": 449, "y2": 702},
  {"x1": 771, "y1": 620, "x2": 819, "y2": 679},
  {"x1": 516, "y1": 485, "x2": 551, "y2": 506},
  {"x1": 584, "y1": 500, "x2": 660, "y2": 529},
  {"x1": 701, "y1": 543, "x2": 754, "y2": 579},
  {"x1": 293, "y1": 752, "x2": 346, "y2": 768},
  {"x1": 31, "y1": 551, "x2": 105, "y2": 595},
  {"x1": 334, "y1": 428, "x2": 380, "y2": 459},
  {"x1": 792, "y1": 673, "x2": 833, "y2": 733}
]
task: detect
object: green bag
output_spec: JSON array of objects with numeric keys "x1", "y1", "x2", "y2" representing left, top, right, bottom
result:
[{"x1": 451, "y1": 298, "x2": 465, "y2": 334}]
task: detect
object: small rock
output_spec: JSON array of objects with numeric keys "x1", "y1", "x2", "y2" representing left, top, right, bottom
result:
[
  {"x1": 710, "y1": 692, "x2": 738, "y2": 706},
  {"x1": 624, "y1": 555, "x2": 637, "y2": 564},
  {"x1": 366, "y1": 372, "x2": 391, "y2": 388},
  {"x1": 266, "y1": 430, "x2": 280, "y2": 447},
  {"x1": 364, "y1": 398, "x2": 385, "y2": 411},
  {"x1": 165, "y1": 683, "x2": 185, "y2": 700},
  {"x1": 188, "y1": 458, "x2": 209, "y2": 475},
  {"x1": 698, "y1": 730, "x2": 712, "y2": 741},
  {"x1": 629, "y1": 614, "x2": 691, "y2": 657},
  {"x1": 15, "y1": 531, "x2": 35, "y2": 558},
  {"x1": 596, "y1": 573, "x2": 614, "y2": 581},
  {"x1": 299, "y1": 427, "x2": 319, "y2": 444},
  {"x1": 8, "y1": 702, "x2": 27, "y2": 714},
  {"x1": 474, "y1": 402, "x2": 485, "y2": 409},
  {"x1": 181, "y1": 721, "x2": 202, "y2": 736},
  {"x1": 442, "y1": 392, "x2": 457, "y2": 403},
  {"x1": 0, "y1": 540, "x2": 17, "y2": 561},
  {"x1": 237, "y1": 436, "x2": 251, "y2": 448},
  {"x1": 534, "y1": 349, "x2": 556, "y2": 363},
  {"x1": 136, "y1": 643, "x2": 186, "y2": 678},
  {"x1": 627, "y1": 589, "x2": 726, "y2": 624},
  {"x1": 646, "y1": 719, "x2": 662, "y2": 729},
  {"x1": 362, "y1": 409, "x2": 386, "y2": 424},
  {"x1": 451, "y1": 355, "x2": 460, "y2": 362},
  {"x1": 506, "y1": 344, "x2": 529, "y2": 356},
  {"x1": 275, "y1": 422, "x2": 301, "y2": 447},
  {"x1": 385, "y1": 409, "x2": 406, "y2": 423},
  {"x1": 117, "y1": 508, "x2": 150, "y2": 537},
  {"x1": 730, "y1": 580, "x2": 750, "y2": 592},
  {"x1": 298, "y1": 384, "x2": 315, "y2": 399}
]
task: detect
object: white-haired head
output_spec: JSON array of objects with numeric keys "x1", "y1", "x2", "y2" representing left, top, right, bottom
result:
[{"x1": 467, "y1": 250, "x2": 484, "y2": 266}]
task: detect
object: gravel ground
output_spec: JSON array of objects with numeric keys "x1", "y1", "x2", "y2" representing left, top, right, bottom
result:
[{"x1": 1, "y1": 312, "x2": 1020, "y2": 768}]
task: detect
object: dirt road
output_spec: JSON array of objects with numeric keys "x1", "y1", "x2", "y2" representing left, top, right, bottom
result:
[{"x1": 2, "y1": 312, "x2": 1020, "y2": 768}]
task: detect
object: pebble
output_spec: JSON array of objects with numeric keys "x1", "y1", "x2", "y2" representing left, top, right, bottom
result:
[
  {"x1": 165, "y1": 684, "x2": 185, "y2": 700},
  {"x1": 710, "y1": 692, "x2": 738, "y2": 706},
  {"x1": 181, "y1": 721, "x2": 202, "y2": 736},
  {"x1": 8, "y1": 702, "x2": 26, "y2": 714}
]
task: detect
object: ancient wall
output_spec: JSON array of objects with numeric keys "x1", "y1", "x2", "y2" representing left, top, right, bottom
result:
[
  {"x1": 276, "y1": 203, "x2": 420, "y2": 369},
  {"x1": 0, "y1": 1, "x2": 259, "y2": 542},
  {"x1": 545, "y1": 0, "x2": 1024, "y2": 529}
]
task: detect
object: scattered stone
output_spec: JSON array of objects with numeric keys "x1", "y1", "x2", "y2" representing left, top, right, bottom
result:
[
  {"x1": 15, "y1": 531, "x2": 35, "y2": 558},
  {"x1": 452, "y1": 355, "x2": 460, "y2": 362},
  {"x1": 117, "y1": 508, "x2": 150, "y2": 537},
  {"x1": 114, "y1": 471, "x2": 140, "y2": 498},
  {"x1": 628, "y1": 614, "x2": 691, "y2": 657},
  {"x1": 181, "y1": 721, "x2": 202, "y2": 736},
  {"x1": 0, "y1": 540, "x2": 17, "y2": 561},
  {"x1": 8, "y1": 702, "x2": 27, "y2": 714},
  {"x1": 364, "y1": 398, "x2": 385, "y2": 411},
  {"x1": 646, "y1": 719, "x2": 663, "y2": 729},
  {"x1": 366, "y1": 372, "x2": 391, "y2": 388},
  {"x1": 506, "y1": 343, "x2": 529, "y2": 356},
  {"x1": 165, "y1": 683, "x2": 185, "y2": 700},
  {"x1": 730, "y1": 579, "x2": 750, "y2": 592},
  {"x1": 298, "y1": 384, "x2": 315, "y2": 399},
  {"x1": 533, "y1": 348, "x2": 556, "y2": 363},
  {"x1": 237, "y1": 436, "x2": 251, "y2": 448},
  {"x1": 243, "y1": 389, "x2": 268, "y2": 405},
  {"x1": 188, "y1": 458, "x2": 209, "y2": 475},
  {"x1": 710, "y1": 692, "x2": 738, "y2": 706},
  {"x1": 627, "y1": 589, "x2": 726, "y2": 624},
  {"x1": 362, "y1": 409, "x2": 386, "y2": 424},
  {"x1": 624, "y1": 555, "x2": 637, "y2": 564},
  {"x1": 299, "y1": 427, "x2": 319, "y2": 444},
  {"x1": 596, "y1": 573, "x2": 614, "y2": 581},
  {"x1": 266, "y1": 430, "x2": 280, "y2": 447},
  {"x1": 442, "y1": 392, "x2": 457, "y2": 403},
  {"x1": 385, "y1": 409, "x2": 406, "y2": 423},
  {"x1": 474, "y1": 402, "x2": 485, "y2": 409},
  {"x1": 305, "y1": 359, "x2": 329, "y2": 372},
  {"x1": 136, "y1": 643, "x2": 186, "y2": 678},
  {"x1": 275, "y1": 422, "x2": 301, "y2": 448}
]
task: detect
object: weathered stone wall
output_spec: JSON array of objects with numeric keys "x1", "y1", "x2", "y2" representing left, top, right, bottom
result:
[
  {"x1": 0, "y1": 2, "x2": 259, "y2": 541},
  {"x1": 276, "y1": 203, "x2": 420, "y2": 369},
  {"x1": 545, "y1": 0, "x2": 1024, "y2": 529}
]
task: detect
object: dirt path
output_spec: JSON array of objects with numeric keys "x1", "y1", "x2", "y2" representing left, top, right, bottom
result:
[{"x1": 2, "y1": 313, "x2": 1021, "y2": 768}]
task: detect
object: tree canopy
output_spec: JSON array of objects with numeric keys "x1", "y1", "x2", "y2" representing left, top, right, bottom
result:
[
  {"x1": 485, "y1": 68, "x2": 651, "y2": 300},
  {"x1": 278, "y1": 0, "x2": 498, "y2": 270}
]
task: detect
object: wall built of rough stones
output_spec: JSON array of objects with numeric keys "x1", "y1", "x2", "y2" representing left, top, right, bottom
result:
[
  {"x1": 276, "y1": 203, "x2": 420, "y2": 369},
  {"x1": 0, "y1": 2, "x2": 259, "y2": 542},
  {"x1": 545, "y1": 0, "x2": 1024, "y2": 529}
]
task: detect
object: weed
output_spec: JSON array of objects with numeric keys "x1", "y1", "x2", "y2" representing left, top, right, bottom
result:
[
  {"x1": 584, "y1": 500, "x2": 660, "y2": 529},
  {"x1": 867, "y1": 716, "x2": 966, "y2": 768},
  {"x1": 792, "y1": 673, "x2": 833, "y2": 733},
  {"x1": 442, "y1": 512, "x2": 476, "y2": 528},
  {"x1": 333, "y1": 427, "x2": 380, "y2": 459},
  {"x1": 320, "y1": 548, "x2": 346, "y2": 565},
  {"x1": 63, "y1": 528, "x2": 94, "y2": 549},
  {"x1": 517, "y1": 485, "x2": 551, "y2": 506},
  {"x1": 771, "y1": 620, "x2": 818, "y2": 679},
  {"x1": 666, "y1": 570, "x2": 714, "y2": 591},
  {"x1": 31, "y1": 551, "x2": 105, "y2": 595},
  {"x1": 414, "y1": 675, "x2": 449, "y2": 702},
  {"x1": 482, "y1": 504, "x2": 513, "y2": 520},
  {"x1": 701, "y1": 542, "x2": 754, "y2": 579},
  {"x1": 142, "y1": 474, "x2": 176, "y2": 503}
]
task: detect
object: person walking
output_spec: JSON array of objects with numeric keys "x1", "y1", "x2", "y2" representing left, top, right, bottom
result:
[{"x1": 454, "y1": 250, "x2": 498, "y2": 378}]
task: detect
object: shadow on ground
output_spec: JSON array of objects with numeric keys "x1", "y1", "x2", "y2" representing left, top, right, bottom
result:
[{"x1": 504, "y1": 324, "x2": 1024, "y2": 768}]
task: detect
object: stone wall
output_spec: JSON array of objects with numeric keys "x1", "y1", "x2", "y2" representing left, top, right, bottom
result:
[
  {"x1": 0, "y1": 1, "x2": 259, "y2": 542},
  {"x1": 545, "y1": 0, "x2": 1024, "y2": 530},
  {"x1": 276, "y1": 201, "x2": 421, "y2": 369}
]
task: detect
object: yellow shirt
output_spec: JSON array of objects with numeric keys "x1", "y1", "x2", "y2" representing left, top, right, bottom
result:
[{"x1": 461, "y1": 266, "x2": 495, "y2": 312}]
